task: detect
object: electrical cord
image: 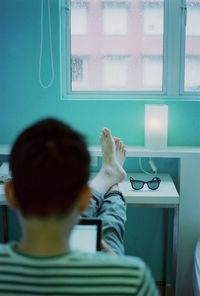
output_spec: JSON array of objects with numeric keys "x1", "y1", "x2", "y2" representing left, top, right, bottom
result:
[
  {"x1": 38, "y1": 0, "x2": 55, "y2": 88},
  {"x1": 139, "y1": 157, "x2": 157, "y2": 176}
]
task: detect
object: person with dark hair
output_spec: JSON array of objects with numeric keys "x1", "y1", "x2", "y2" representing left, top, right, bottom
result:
[{"x1": 0, "y1": 118, "x2": 158, "y2": 295}]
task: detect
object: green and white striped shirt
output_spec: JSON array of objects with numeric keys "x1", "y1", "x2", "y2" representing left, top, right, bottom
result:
[{"x1": 0, "y1": 243, "x2": 158, "y2": 296}]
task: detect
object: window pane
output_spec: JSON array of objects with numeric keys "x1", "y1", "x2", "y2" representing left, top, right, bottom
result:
[
  {"x1": 70, "y1": 0, "x2": 164, "y2": 91},
  {"x1": 184, "y1": 0, "x2": 200, "y2": 91}
]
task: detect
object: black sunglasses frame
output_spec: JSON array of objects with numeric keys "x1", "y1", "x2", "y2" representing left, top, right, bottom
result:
[{"x1": 129, "y1": 177, "x2": 161, "y2": 190}]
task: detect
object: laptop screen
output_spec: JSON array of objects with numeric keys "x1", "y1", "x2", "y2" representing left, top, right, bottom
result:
[{"x1": 69, "y1": 219, "x2": 102, "y2": 253}]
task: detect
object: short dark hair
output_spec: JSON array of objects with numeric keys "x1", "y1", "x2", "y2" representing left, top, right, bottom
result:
[{"x1": 9, "y1": 118, "x2": 90, "y2": 217}]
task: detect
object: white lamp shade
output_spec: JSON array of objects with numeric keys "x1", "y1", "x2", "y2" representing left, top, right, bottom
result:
[{"x1": 145, "y1": 104, "x2": 168, "y2": 150}]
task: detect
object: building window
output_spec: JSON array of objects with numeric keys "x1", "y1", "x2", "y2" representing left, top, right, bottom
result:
[
  {"x1": 186, "y1": 5, "x2": 200, "y2": 36},
  {"x1": 143, "y1": 2, "x2": 164, "y2": 35},
  {"x1": 184, "y1": 56, "x2": 200, "y2": 91},
  {"x1": 102, "y1": 2, "x2": 128, "y2": 35},
  {"x1": 143, "y1": 56, "x2": 162, "y2": 90},
  {"x1": 71, "y1": 2, "x2": 88, "y2": 35},
  {"x1": 71, "y1": 56, "x2": 88, "y2": 89},
  {"x1": 103, "y1": 56, "x2": 129, "y2": 88}
]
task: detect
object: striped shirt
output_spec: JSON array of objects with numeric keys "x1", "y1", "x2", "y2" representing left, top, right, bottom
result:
[{"x1": 0, "y1": 242, "x2": 158, "y2": 296}]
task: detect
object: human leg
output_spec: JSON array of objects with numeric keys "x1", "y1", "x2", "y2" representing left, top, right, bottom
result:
[
  {"x1": 97, "y1": 139, "x2": 127, "y2": 255},
  {"x1": 98, "y1": 184, "x2": 126, "y2": 256},
  {"x1": 83, "y1": 134, "x2": 127, "y2": 255}
]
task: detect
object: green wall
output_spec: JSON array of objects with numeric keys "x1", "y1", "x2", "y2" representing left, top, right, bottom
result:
[{"x1": 1, "y1": 0, "x2": 200, "y2": 146}]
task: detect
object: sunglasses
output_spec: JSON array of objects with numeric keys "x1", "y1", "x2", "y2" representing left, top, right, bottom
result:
[{"x1": 129, "y1": 177, "x2": 161, "y2": 190}]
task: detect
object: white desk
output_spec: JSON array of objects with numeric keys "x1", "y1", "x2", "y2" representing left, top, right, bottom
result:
[
  {"x1": 120, "y1": 173, "x2": 179, "y2": 207},
  {"x1": 0, "y1": 173, "x2": 179, "y2": 206}
]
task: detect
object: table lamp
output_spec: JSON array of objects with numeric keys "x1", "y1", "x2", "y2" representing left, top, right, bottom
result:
[{"x1": 145, "y1": 104, "x2": 168, "y2": 150}]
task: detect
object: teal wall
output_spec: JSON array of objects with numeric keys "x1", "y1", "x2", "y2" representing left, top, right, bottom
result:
[
  {"x1": 1, "y1": 0, "x2": 200, "y2": 146},
  {"x1": 0, "y1": 0, "x2": 199, "y2": 285}
]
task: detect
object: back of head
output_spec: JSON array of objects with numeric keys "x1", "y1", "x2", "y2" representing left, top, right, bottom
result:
[{"x1": 9, "y1": 118, "x2": 90, "y2": 217}]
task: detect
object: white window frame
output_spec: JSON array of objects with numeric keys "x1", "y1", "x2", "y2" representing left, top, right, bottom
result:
[{"x1": 60, "y1": 0, "x2": 200, "y2": 100}]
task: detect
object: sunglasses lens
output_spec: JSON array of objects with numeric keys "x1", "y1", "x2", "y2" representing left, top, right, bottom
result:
[
  {"x1": 147, "y1": 179, "x2": 160, "y2": 190},
  {"x1": 130, "y1": 180, "x2": 144, "y2": 190}
]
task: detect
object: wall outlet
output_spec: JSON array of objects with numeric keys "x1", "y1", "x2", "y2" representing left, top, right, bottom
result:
[{"x1": 90, "y1": 156, "x2": 98, "y2": 167}]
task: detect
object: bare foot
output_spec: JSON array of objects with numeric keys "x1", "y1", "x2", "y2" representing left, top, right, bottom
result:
[
  {"x1": 100, "y1": 128, "x2": 126, "y2": 183},
  {"x1": 114, "y1": 137, "x2": 126, "y2": 167},
  {"x1": 100, "y1": 128, "x2": 115, "y2": 164},
  {"x1": 89, "y1": 128, "x2": 127, "y2": 196}
]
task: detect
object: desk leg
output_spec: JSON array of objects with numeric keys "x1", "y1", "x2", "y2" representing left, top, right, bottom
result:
[
  {"x1": 171, "y1": 206, "x2": 179, "y2": 296},
  {"x1": 162, "y1": 209, "x2": 169, "y2": 296},
  {"x1": 162, "y1": 207, "x2": 178, "y2": 296},
  {"x1": 1, "y1": 205, "x2": 8, "y2": 243}
]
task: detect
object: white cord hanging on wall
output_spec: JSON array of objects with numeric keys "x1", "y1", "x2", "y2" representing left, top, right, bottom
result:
[
  {"x1": 139, "y1": 158, "x2": 158, "y2": 176},
  {"x1": 38, "y1": 0, "x2": 55, "y2": 88}
]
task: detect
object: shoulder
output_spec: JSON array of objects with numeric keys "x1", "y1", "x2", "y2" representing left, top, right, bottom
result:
[{"x1": 71, "y1": 251, "x2": 148, "y2": 272}]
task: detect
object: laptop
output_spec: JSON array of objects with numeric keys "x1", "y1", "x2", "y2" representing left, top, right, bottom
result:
[{"x1": 69, "y1": 218, "x2": 102, "y2": 253}]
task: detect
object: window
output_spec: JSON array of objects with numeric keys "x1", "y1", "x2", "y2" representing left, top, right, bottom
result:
[
  {"x1": 64, "y1": 0, "x2": 164, "y2": 94},
  {"x1": 61, "y1": 0, "x2": 200, "y2": 99},
  {"x1": 102, "y1": 2, "x2": 128, "y2": 35}
]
